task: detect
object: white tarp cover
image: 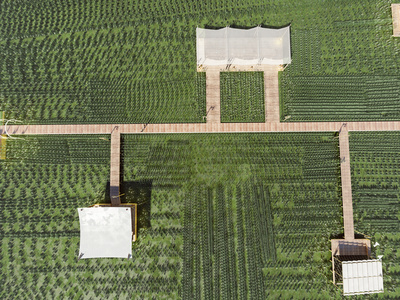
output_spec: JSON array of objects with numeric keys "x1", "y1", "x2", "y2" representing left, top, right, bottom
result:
[
  {"x1": 78, "y1": 207, "x2": 132, "y2": 259},
  {"x1": 196, "y1": 26, "x2": 291, "y2": 66},
  {"x1": 342, "y1": 259, "x2": 384, "y2": 296}
]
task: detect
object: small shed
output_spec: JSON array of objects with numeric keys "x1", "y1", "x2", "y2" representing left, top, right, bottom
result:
[
  {"x1": 342, "y1": 259, "x2": 384, "y2": 296},
  {"x1": 331, "y1": 239, "x2": 384, "y2": 296}
]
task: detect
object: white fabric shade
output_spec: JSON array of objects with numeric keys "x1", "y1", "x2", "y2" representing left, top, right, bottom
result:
[
  {"x1": 78, "y1": 207, "x2": 132, "y2": 259},
  {"x1": 197, "y1": 26, "x2": 291, "y2": 66}
]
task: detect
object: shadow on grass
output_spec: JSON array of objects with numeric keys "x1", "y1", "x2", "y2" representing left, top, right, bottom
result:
[
  {"x1": 105, "y1": 180, "x2": 152, "y2": 230},
  {"x1": 120, "y1": 180, "x2": 152, "y2": 230}
]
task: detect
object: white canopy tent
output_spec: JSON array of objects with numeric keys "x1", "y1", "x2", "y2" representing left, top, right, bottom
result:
[
  {"x1": 196, "y1": 26, "x2": 291, "y2": 66},
  {"x1": 78, "y1": 207, "x2": 133, "y2": 259},
  {"x1": 342, "y1": 259, "x2": 384, "y2": 296}
]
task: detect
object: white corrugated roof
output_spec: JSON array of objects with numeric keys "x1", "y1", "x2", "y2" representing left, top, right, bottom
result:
[
  {"x1": 342, "y1": 259, "x2": 384, "y2": 295},
  {"x1": 78, "y1": 207, "x2": 132, "y2": 259}
]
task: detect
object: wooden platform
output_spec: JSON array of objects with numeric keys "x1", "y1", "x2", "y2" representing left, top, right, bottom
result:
[
  {"x1": 339, "y1": 124, "x2": 354, "y2": 240},
  {"x1": 205, "y1": 67, "x2": 221, "y2": 124},
  {"x1": 331, "y1": 239, "x2": 371, "y2": 283},
  {"x1": 110, "y1": 126, "x2": 121, "y2": 206},
  {"x1": 392, "y1": 4, "x2": 400, "y2": 37}
]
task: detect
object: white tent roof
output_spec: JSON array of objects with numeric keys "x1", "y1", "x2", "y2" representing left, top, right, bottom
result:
[
  {"x1": 78, "y1": 207, "x2": 132, "y2": 259},
  {"x1": 196, "y1": 26, "x2": 291, "y2": 66},
  {"x1": 342, "y1": 259, "x2": 384, "y2": 296}
]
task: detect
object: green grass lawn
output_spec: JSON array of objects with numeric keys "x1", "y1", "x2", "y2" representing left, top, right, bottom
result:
[
  {"x1": 1, "y1": 133, "x2": 345, "y2": 298},
  {"x1": 220, "y1": 72, "x2": 265, "y2": 123},
  {"x1": 1, "y1": 0, "x2": 400, "y2": 123},
  {"x1": 350, "y1": 131, "x2": 400, "y2": 297}
]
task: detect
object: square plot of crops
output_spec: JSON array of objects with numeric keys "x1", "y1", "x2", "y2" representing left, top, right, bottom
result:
[{"x1": 220, "y1": 71, "x2": 265, "y2": 123}]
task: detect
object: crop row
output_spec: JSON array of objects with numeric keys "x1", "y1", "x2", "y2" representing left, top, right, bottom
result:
[
  {"x1": 280, "y1": 74, "x2": 400, "y2": 122},
  {"x1": 220, "y1": 71, "x2": 265, "y2": 123},
  {"x1": 3, "y1": 132, "x2": 343, "y2": 298},
  {"x1": 349, "y1": 131, "x2": 400, "y2": 293},
  {"x1": 121, "y1": 132, "x2": 342, "y2": 297}
]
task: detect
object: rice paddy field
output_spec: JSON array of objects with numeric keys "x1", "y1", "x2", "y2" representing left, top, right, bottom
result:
[
  {"x1": 0, "y1": 0, "x2": 399, "y2": 124},
  {"x1": 350, "y1": 132, "x2": 400, "y2": 297},
  {"x1": 1, "y1": 133, "x2": 345, "y2": 298}
]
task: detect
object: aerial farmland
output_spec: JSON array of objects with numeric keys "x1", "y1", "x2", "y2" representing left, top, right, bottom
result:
[{"x1": 1, "y1": 0, "x2": 399, "y2": 299}]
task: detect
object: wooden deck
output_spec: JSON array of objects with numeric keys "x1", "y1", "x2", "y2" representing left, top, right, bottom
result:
[
  {"x1": 392, "y1": 4, "x2": 400, "y2": 37},
  {"x1": 3, "y1": 121, "x2": 400, "y2": 135},
  {"x1": 263, "y1": 65, "x2": 280, "y2": 123},
  {"x1": 331, "y1": 239, "x2": 371, "y2": 283},
  {"x1": 0, "y1": 135, "x2": 6, "y2": 160},
  {"x1": 205, "y1": 67, "x2": 221, "y2": 124},
  {"x1": 339, "y1": 124, "x2": 354, "y2": 240},
  {"x1": 110, "y1": 126, "x2": 121, "y2": 206}
]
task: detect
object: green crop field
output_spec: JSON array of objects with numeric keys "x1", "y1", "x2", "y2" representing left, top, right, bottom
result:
[
  {"x1": 1, "y1": 0, "x2": 400, "y2": 298},
  {"x1": 1, "y1": 0, "x2": 399, "y2": 124},
  {"x1": 1, "y1": 133, "x2": 345, "y2": 298},
  {"x1": 220, "y1": 72, "x2": 265, "y2": 123},
  {"x1": 350, "y1": 132, "x2": 400, "y2": 296}
]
